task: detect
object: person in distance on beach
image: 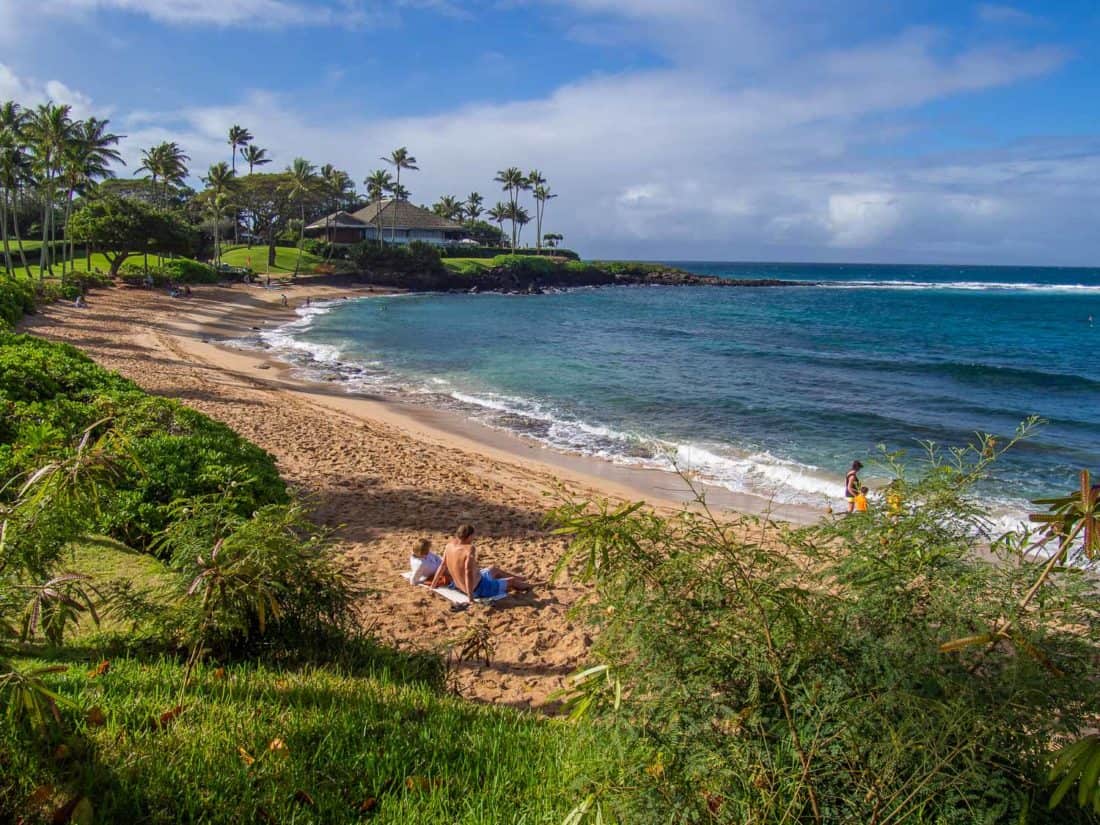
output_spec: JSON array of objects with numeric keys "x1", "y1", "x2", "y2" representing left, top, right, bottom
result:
[
  {"x1": 845, "y1": 460, "x2": 863, "y2": 513},
  {"x1": 430, "y1": 524, "x2": 531, "y2": 598}
]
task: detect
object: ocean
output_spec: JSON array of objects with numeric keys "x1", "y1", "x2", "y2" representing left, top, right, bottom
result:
[{"x1": 255, "y1": 262, "x2": 1100, "y2": 523}]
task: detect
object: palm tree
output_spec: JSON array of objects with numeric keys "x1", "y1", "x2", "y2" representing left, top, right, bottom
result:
[
  {"x1": 379, "y1": 147, "x2": 417, "y2": 244},
  {"x1": 60, "y1": 117, "x2": 123, "y2": 275},
  {"x1": 240, "y1": 144, "x2": 271, "y2": 175},
  {"x1": 227, "y1": 125, "x2": 253, "y2": 174},
  {"x1": 364, "y1": 169, "x2": 393, "y2": 247},
  {"x1": 432, "y1": 195, "x2": 463, "y2": 221},
  {"x1": 319, "y1": 164, "x2": 353, "y2": 250},
  {"x1": 487, "y1": 202, "x2": 508, "y2": 247},
  {"x1": 494, "y1": 167, "x2": 528, "y2": 249},
  {"x1": 203, "y1": 161, "x2": 236, "y2": 266},
  {"x1": 532, "y1": 184, "x2": 557, "y2": 253},
  {"x1": 137, "y1": 141, "x2": 189, "y2": 207},
  {"x1": 511, "y1": 204, "x2": 531, "y2": 248},
  {"x1": 465, "y1": 191, "x2": 483, "y2": 221},
  {"x1": 281, "y1": 157, "x2": 318, "y2": 277},
  {"x1": 27, "y1": 102, "x2": 75, "y2": 277},
  {"x1": 0, "y1": 101, "x2": 30, "y2": 277}
]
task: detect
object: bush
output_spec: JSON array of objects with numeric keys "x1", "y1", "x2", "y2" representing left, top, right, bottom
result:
[
  {"x1": 0, "y1": 279, "x2": 35, "y2": 330},
  {"x1": 349, "y1": 241, "x2": 443, "y2": 273},
  {"x1": 552, "y1": 430, "x2": 1100, "y2": 823},
  {"x1": 299, "y1": 238, "x2": 347, "y2": 260},
  {"x1": 162, "y1": 258, "x2": 219, "y2": 284},
  {"x1": 0, "y1": 334, "x2": 288, "y2": 551}
]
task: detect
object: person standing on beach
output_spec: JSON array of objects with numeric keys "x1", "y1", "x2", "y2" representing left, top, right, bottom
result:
[{"x1": 845, "y1": 461, "x2": 863, "y2": 513}]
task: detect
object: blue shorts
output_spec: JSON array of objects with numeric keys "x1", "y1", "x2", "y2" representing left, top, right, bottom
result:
[{"x1": 472, "y1": 574, "x2": 508, "y2": 599}]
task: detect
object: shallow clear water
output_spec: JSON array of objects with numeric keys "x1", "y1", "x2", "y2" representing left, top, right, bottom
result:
[{"x1": 260, "y1": 262, "x2": 1100, "y2": 516}]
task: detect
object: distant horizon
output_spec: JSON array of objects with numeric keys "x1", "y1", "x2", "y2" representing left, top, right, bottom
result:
[{"x1": 614, "y1": 257, "x2": 1100, "y2": 272}]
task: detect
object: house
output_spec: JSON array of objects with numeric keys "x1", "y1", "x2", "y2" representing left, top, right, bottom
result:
[{"x1": 305, "y1": 199, "x2": 466, "y2": 246}]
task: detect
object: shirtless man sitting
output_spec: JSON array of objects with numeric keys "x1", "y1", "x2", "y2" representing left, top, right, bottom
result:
[{"x1": 430, "y1": 524, "x2": 531, "y2": 598}]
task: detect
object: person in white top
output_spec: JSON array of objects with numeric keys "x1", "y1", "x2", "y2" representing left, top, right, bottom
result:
[{"x1": 409, "y1": 538, "x2": 445, "y2": 585}]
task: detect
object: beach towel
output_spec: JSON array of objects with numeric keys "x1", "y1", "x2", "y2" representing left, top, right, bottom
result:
[{"x1": 400, "y1": 571, "x2": 507, "y2": 604}]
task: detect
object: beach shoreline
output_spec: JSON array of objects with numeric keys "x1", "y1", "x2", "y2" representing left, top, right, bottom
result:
[{"x1": 19, "y1": 278, "x2": 809, "y2": 710}]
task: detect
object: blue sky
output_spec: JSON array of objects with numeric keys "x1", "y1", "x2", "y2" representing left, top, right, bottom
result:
[{"x1": 2, "y1": 0, "x2": 1099, "y2": 264}]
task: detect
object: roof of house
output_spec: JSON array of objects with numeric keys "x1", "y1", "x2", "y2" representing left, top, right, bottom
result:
[
  {"x1": 304, "y1": 210, "x2": 368, "y2": 230},
  {"x1": 355, "y1": 199, "x2": 466, "y2": 231}
]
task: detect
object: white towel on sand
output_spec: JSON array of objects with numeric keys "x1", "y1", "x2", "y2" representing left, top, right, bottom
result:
[{"x1": 400, "y1": 571, "x2": 507, "y2": 604}]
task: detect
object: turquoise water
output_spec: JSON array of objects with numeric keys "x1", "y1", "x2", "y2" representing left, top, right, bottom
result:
[{"x1": 261, "y1": 263, "x2": 1100, "y2": 517}]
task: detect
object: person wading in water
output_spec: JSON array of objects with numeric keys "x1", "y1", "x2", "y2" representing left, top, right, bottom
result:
[{"x1": 845, "y1": 460, "x2": 863, "y2": 514}]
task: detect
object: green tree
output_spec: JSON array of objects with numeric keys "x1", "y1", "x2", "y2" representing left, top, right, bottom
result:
[
  {"x1": 60, "y1": 117, "x2": 124, "y2": 276},
  {"x1": 432, "y1": 194, "x2": 463, "y2": 221},
  {"x1": 380, "y1": 147, "x2": 418, "y2": 244},
  {"x1": 364, "y1": 169, "x2": 393, "y2": 248},
  {"x1": 227, "y1": 125, "x2": 253, "y2": 174},
  {"x1": 66, "y1": 194, "x2": 193, "y2": 276},
  {"x1": 0, "y1": 102, "x2": 31, "y2": 277},
  {"x1": 236, "y1": 172, "x2": 295, "y2": 268},
  {"x1": 201, "y1": 162, "x2": 237, "y2": 265},
  {"x1": 27, "y1": 103, "x2": 75, "y2": 277},
  {"x1": 136, "y1": 142, "x2": 190, "y2": 208},
  {"x1": 532, "y1": 184, "x2": 557, "y2": 252},
  {"x1": 487, "y1": 202, "x2": 508, "y2": 246},
  {"x1": 512, "y1": 204, "x2": 531, "y2": 247},
  {"x1": 493, "y1": 167, "x2": 527, "y2": 249},
  {"x1": 280, "y1": 158, "x2": 319, "y2": 277},
  {"x1": 465, "y1": 191, "x2": 483, "y2": 221},
  {"x1": 240, "y1": 144, "x2": 271, "y2": 176}
]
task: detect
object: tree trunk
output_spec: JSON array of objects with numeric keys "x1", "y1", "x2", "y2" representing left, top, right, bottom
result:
[
  {"x1": 391, "y1": 170, "x2": 400, "y2": 244},
  {"x1": 535, "y1": 202, "x2": 542, "y2": 252},
  {"x1": 40, "y1": 174, "x2": 51, "y2": 278},
  {"x1": 12, "y1": 193, "x2": 29, "y2": 275},
  {"x1": 0, "y1": 189, "x2": 12, "y2": 277},
  {"x1": 267, "y1": 223, "x2": 276, "y2": 268},
  {"x1": 294, "y1": 202, "x2": 304, "y2": 278}
]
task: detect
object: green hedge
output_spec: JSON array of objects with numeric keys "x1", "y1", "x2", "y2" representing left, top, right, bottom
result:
[
  {"x1": 0, "y1": 333, "x2": 288, "y2": 550},
  {"x1": 0, "y1": 279, "x2": 36, "y2": 331},
  {"x1": 119, "y1": 258, "x2": 219, "y2": 285}
]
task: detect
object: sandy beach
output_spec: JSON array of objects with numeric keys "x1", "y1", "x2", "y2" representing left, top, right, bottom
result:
[{"x1": 19, "y1": 278, "x2": 806, "y2": 710}]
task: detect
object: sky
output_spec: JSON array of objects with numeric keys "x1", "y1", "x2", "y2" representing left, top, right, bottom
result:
[{"x1": 1, "y1": 0, "x2": 1099, "y2": 265}]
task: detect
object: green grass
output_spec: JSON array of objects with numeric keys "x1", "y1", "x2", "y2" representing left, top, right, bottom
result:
[
  {"x1": 3, "y1": 657, "x2": 599, "y2": 823},
  {"x1": 2, "y1": 539, "x2": 606, "y2": 824},
  {"x1": 219, "y1": 246, "x2": 325, "y2": 274},
  {"x1": 442, "y1": 257, "x2": 497, "y2": 270}
]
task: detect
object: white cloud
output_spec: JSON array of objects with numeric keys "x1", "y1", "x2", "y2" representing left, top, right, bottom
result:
[
  {"x1": 0, "y1": 63, "x2": 101, "y2": 119},
  {"x1": 0, "y1": 0, "x2": 450, "y2": 30},
  {"x1": 105, "y1": 26, "x2": 1083, "y2": 263}
]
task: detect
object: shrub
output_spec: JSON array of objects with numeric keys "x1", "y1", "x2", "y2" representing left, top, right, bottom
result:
[
  {"x1": 552, "y1": 430, "x2": 1100, "y2": 824},
  {"x1": 162, "y1": 258, "x2": 219, "y2": 284},
  {"x1": 0, "y1": 279, "x2": 36, "y2": 330},
  {"x1": 349, "y1": 241, "x2": 444, "y2": 273},
  {"x1": 0, "y1": 334, "x2": 288, "y2": 551}
]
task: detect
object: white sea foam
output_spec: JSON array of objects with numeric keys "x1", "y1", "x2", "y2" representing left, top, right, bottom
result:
[
  {"x1": 246, "y1": 302, "x2": 1039, "y2": 525},
  {"x1": 821, "y1": 280, "x2": 1100, "y2": 294}
]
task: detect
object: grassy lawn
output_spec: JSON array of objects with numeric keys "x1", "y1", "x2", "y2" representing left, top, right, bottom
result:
[
  {"x1": 2, "y1": 541, "x2": 605, "y2": 824},
  {"x1": 219, "y1": 246, "x2": 325, "y2": 274},
  {"x1": 442, "y1": 257, "x2": 496, "y2": 270}
]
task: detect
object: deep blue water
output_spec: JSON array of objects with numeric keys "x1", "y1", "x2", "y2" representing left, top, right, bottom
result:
[{"x1": 263, "y1": 262, "x2": 1100, "y2": 517}]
